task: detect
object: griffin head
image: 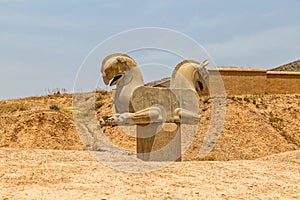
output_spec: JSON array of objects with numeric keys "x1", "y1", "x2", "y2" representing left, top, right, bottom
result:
[
  {"x1": 170, "y1": 59, "x2": 209, "y2": 93},
  {"x1": 101, "y1": 53, "x2": 138, "y2": 86}
]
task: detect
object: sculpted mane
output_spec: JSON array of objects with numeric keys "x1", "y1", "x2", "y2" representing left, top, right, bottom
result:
[{"x1": 101, "y1": 53, "x2": 137, "y2": 75}]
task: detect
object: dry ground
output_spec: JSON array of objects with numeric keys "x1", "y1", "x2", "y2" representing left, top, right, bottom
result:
[
  {"x1": 0, "y1": 92, "x2": 299, "y2": 199},
  {"x1": 0, "y1": 148, "x2": 299, "y2": 199}
]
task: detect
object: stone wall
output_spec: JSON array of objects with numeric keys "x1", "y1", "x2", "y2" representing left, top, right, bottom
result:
[
  {"x1": 151, "y1": 68, "x2": 300, "y2": 95},
  {"x1": 207, "y1": 68, "x2": 300, "y2": 96},
  {"x1": 266, "y1": 71, "x2": 300, "y2": 94},
  {"x1": 209, "y1": 68, "x2": 267, "y2": 95}
]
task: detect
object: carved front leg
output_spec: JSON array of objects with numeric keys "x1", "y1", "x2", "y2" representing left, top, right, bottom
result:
[
  {"x1": 173, "y1": 108, "x2": 200, "y2": 124},
  {"x1": 130, "y1": 106, "x2": 163, "y2": 124},
  {"x1": 100, "y1": 106, "x2": 163, "y2": 126},
  {"x1": 99, "y1": 114, "x2": 119, "y2": 126}
]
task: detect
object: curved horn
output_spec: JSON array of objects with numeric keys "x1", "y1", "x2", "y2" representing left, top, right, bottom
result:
[
  {"x1": 197, "y1": 60, "x2": 209, "y2": 83},
  {"x1": 199, "y1": 59, "x2": 209, "y2": 68}
]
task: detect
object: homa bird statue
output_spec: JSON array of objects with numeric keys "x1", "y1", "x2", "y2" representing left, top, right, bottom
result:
[
  {"x1": 101, "y1": 53, "x2": 143, "y2": 113},
  {"x1": 100, "y1": 53, "x2": 209, "y2": 126},
  {"x1": 100, "y1": 53, "x2": 162, "y2": 125}
]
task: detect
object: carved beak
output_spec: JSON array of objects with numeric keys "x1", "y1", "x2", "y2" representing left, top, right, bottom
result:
[
  {"x1": 101, "y1": 53, "x2": 137, "y2": 86},
  {"x1": 102, "y1": 67, "x2": 123, "y2": 86},
  {"x1": 109, "y1": 75, "x2": 122, "y2": 86}
]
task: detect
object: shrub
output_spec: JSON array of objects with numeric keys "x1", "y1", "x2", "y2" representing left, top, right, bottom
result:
[
  {"x1": 95, "y1": 90, "x2": 107, "y2": 109},
  {"x1": 19, "y1": 106, "x2": 27, "y2": 111},
  {"x1": 96, "y1": 89, "x2": 108, "y2": 95},
  {"x1": 232, "y1": 96, "x2": 243, "y2": 101},
  {"x1": 96, "y1": 93, "x2": 103, "y2": 102},
  {"x1": 252, "y1": 98, "x2": 257, "y2": 105},
  {"x1": 199, "y1": 153, "x2": 218, "y2": 161},
  {"x1": 47, "y1": 88, "x2": 67, "y2": 95},
  {"x1": 50, "y1": 104, "x2": 60, "y2": 111},
  {"x1": 243, "y1": 96, "x2": 250, "y2": 103},
  {"x1": 95, "y1": 101, "x2": 104, "y2": 109}
]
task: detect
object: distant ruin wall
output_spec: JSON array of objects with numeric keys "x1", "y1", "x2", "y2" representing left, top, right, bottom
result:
[
  {"x1": 209, "y1": 68, "x2": 266, "y2": 95},
  {"x1": 151, "y1": 68, "x2": 300, "y2": 95},
  {"x1": 207, "y1": 68, "x2": 300, "y2": 95},
  {"x1": 266, "y1": 71, "x2": 300, "y2": 94}
]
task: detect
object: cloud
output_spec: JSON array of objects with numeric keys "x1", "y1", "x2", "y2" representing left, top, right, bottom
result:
[{"x1": 205, "y1": 25, "x2": 300, "y2": 68}]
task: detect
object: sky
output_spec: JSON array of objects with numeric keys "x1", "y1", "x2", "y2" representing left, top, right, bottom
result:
[{"x1": 0, "y1": 0, "x2": 300, "y2": 100}]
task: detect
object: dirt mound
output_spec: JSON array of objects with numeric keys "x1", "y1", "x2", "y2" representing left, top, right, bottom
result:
[
  {"x1": 0, "y1": 92, "x2": 299, "y2": 161},
  {"x1": 184, "y1": 96, "x2": 299, "y2": 161},
  {"x1": 97, "y1": 93, "x2": 300, "y2": 161},
  {"x1": 0, "y1": 110, "x2": 83, "y2": 150},
  {"x1": 0, "y1": 95, "x2": 83, "y2": 150},
  {"x1": 270, "y1": 59, "x2": 300, "y2": 72},
  {"x1": 257, "y1": 149, "x2": 300, "y2": 163}
]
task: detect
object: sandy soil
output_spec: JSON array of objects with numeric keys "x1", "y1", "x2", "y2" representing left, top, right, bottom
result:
[
  {"x1": 0, "y1": 93, "x2": 299, "y2": 199},
  {"x1": 0, "y1": 148, "x2": 299, "y2": 199}
]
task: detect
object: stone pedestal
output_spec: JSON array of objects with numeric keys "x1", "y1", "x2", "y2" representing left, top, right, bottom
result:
[{"x1": 137, "y1": 123, "x2": 181, "y2": 161}]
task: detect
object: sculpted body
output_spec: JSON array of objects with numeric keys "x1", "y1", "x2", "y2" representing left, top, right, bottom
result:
[{"x1": 100, "y1": 53, "x2": 209, "y2": 126}]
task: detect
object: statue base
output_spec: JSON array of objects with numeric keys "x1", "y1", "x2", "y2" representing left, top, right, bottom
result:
[{"x1": 137, "y1": 123, "x2": 181, "y2": 162}]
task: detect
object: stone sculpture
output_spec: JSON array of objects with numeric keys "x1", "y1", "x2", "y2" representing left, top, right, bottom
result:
[
  {"x1": 100, "y1": 53, "x2": 209, "y2": 161},
  {"x1": 100, "y1": 54, "x2": 208, "y2": 126}
]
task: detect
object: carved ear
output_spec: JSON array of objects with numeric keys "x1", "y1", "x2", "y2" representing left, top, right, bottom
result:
[
  {"x1": 199, "y1": 60, "x2": 209, "y2": 68},
  {"x1": 198, "y1": 60, "x2": 210, "y2": 83}
]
